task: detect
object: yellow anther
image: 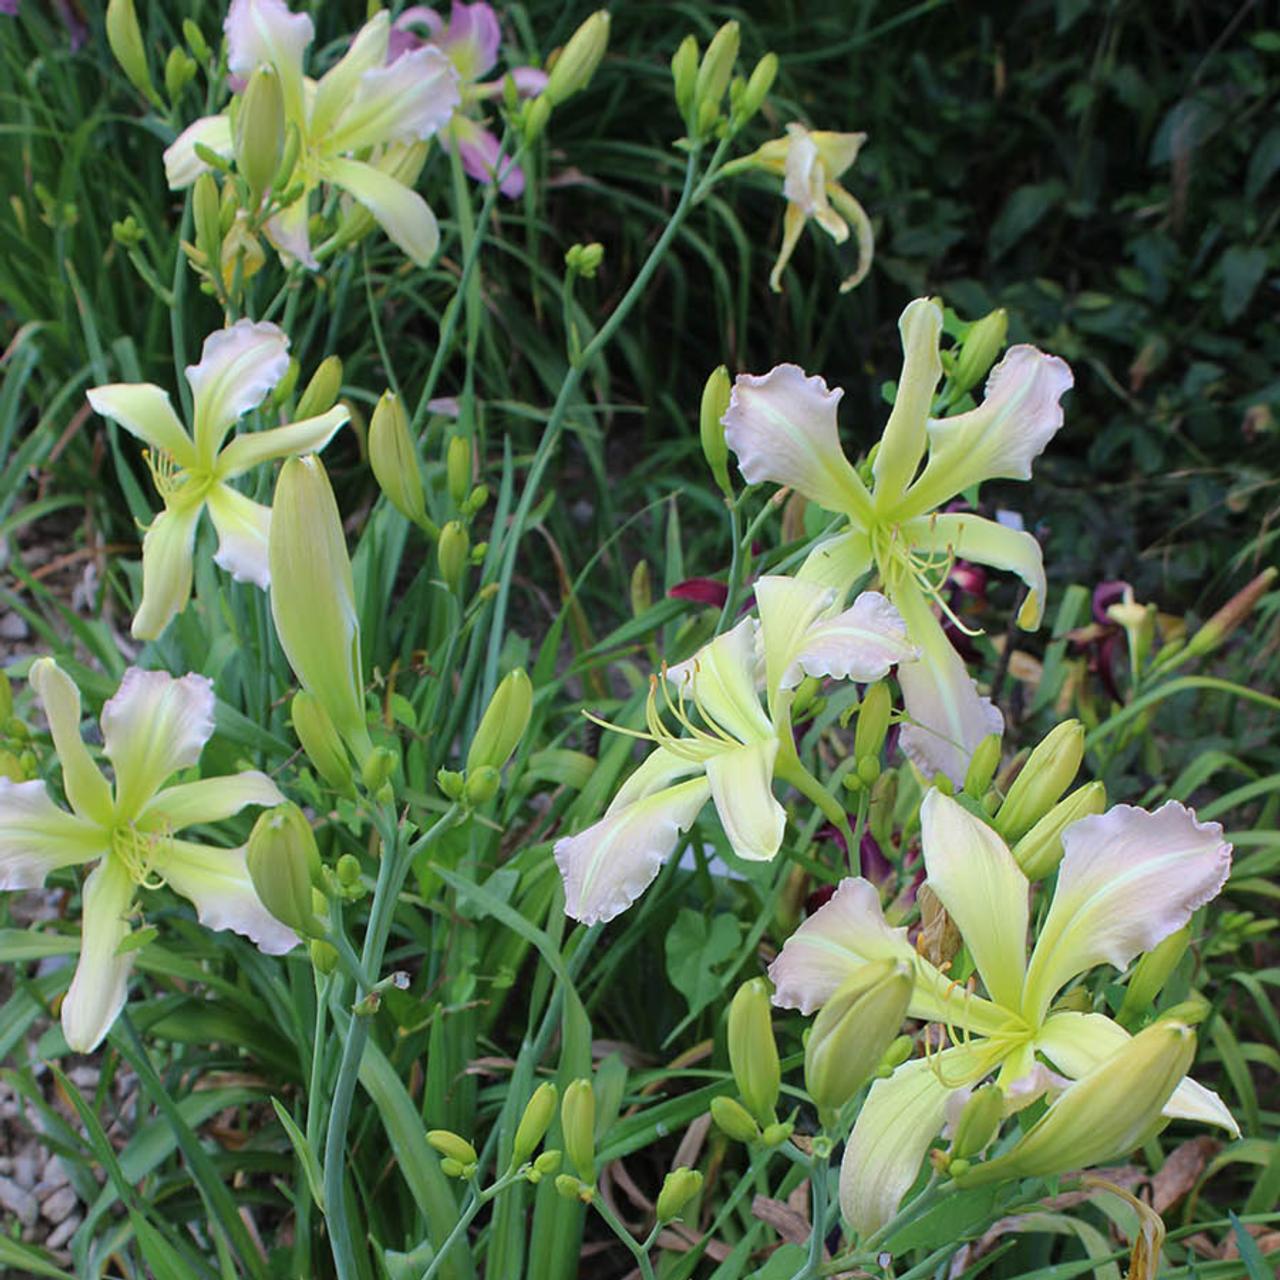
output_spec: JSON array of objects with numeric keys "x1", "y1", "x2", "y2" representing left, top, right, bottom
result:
[
  {"x1": 111, "y1": 822, "x2": 169, "y2": 890},
  {"x1": 143, "y1": 447, "x2": 189, "y2": 503}
]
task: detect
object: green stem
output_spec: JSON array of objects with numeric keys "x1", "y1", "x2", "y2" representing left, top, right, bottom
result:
[
  {"x1": 793, "y1": 1153, "x2": 829, "y2": 1280},
  {"x1": 715, "y1": 495, "x2": 745, "y2": 634},
  {"x1": 594, "y1": 1193, "x2": 657, "y2": 1280},
  {"x1": 417, "y1": 1171, "x2": 522, "y2": 1280}
]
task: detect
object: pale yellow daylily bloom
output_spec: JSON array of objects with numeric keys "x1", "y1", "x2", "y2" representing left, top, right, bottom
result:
[
  {"x1": 770, "y1": 790, "x2": 1237, "y2": 1235},
  {"x1": 0, "y1": 660, "x2": 296, "y2": 1052},
  {"x1": 88, "y1": 319, "x2": 348, "y2": 640},
  {"x1": 722, "y1": 298, "x2": 1074, "y2": 783},
  {"x1": 164, "y1": 0, "x2": 460, "y2": 267},
  {"x1": 555, "y1": 576, "x2": 915, "y2": 924}
]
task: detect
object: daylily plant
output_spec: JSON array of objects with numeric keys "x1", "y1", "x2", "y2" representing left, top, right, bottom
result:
[
  {"x1": 392, "y1": 2, "x2": 548, "y2": 198},
  {"x1": 88, "y1": 318, "x2": 348, "y2": 639},
  {"x1": 736, "y1": 124, "x2": 874, "y2": 293},
  {"x1": 556, "y1": 574, "x2": 916, "y2": 923},
  {"x1": 723, "y1": 297, "x2": 1074, "y2": 783},
  {"x1": 770, "y1": 788, "x2": 1237, "y2": 1234},
  {"x1": 165, "y1": 0, "x2": 460, "y2": 267},
  {"x1": 0, "y1": 660, "x2": 296, "y2": 1052}
]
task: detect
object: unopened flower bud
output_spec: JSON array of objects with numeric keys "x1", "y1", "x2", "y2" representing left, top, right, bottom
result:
[
  {"x1": 511, "y1": 1082, "x2": 558, "y2": 1167},
  {"x1": 709, "y1": 1095, "x2": 759, "y2": 1143},
  {"x1": 700, "y1": 365, "x2": 732, "y2": 496},
  {"x1": 106, "y1": 0, "x2": 161, "y2": 107},
  {"x1": 735, "y1": 52, "x2": 777, "y2": 124},
  {"x1": 467, "y1": 668, "x2": 533, "y2": 774},
  {"x1": 949, "y1": 1084, "x2": 1004, "y2": 1159},
  {"x1": 165, "y1": 47, "x2": 197, "y2": 103},
  {"x1": 854, "y1": 682, "x2": 892, "y2": 763},
  {"x1": 693, "y1": 21, "x2": 739, "y2": 126},
  {"x1": 291, "y1": 691, "x2": 355, "y2": 797},
  {"x1": 522, "y1": 94, "x2": 552, "y2": 143},
  {"x1": 671, "y1": 35, "x2": 699, "y2": 121},
  {"x1": 246, "y1": 803, "x2": 325, "y2": 938},
  {"x1": 727, "y1": 979, "x2": 779, "y2": 1127},
  {"x1": 0, "y1": 750, "x2": 24, "y2": 782},
  {"x1": 533, "y1": 1149, "x2": 562, "y2": 1175},
  {"x1": 1157, "y1": 995, "x2": 1210, "y2": 1026},
  {"x1": 235, "y1": 65, "x2": 285, "y2": 201},
  {"x1": 804, "y1": 960, "x2": 912, "y2": 1123},
  {"x1": 183, "y1": 17, "x2": 210, "y2": 63},
  {"x1": 994, "y1": 720, "x2": 1084, "y2": 843},
  {"x1": 761, "y1": 1120, "x2": 793, "y2": 1148},
  {"x1": 1118, "y1": 924, "x2": 1192, "y2": 1026},
  {"x1": 193, "y1": 172, "x2": 222, "y2": 269},
  {"x1": 273, "y1": 123, "x2": 301, "y2": 192},
  {"x1": 359, "y1": 746, "x2": 397, "y2": 797},
  {"x1": 957, "y1": 1022, "x2": 1197, "y2": 1188},
  {"x1": 1011, "y1": 780, "x2": 1105, "y2": 880},
  {"x1": 270, "y1": 456, "x2": 371, "y2": 766},
  {"x1": 438, "y1": 521, "x2": 470, "y2": 593},
  {"x1": 876, "y1": 1034, "x2": 914, "y2": 1076},
  {"x1": 446, "y1": 435, "x2": 471, "y2": 507},
  {"x1": 655, "y1": 1167, "x2": 703, "y2": 1223},
  {"x1": 964, "y1": 733, "x2": 1002, "y2": 798},
  {"x1": 561, "y1": 1078, "x2": 596, "y2": 1182},
  {"x1": 630, "y1": 560, "x2": 651, "y2": 617},
  {"x1": 427, "y1": 1129, "x2": 478, "y2": 1167},
  {"x1": 296, "y1": 355, "x2": 343, "y2": 419},
  {"x1": 1183, "y1": 567, "x2": 1277, "y2": 660},
  {"x1": 952, "y1": 309, "x2": 1008, "y2": 398},
  {"x1": 464, "y1": 765, "x2": 500, "y2": 805},
  {"x1": 0, "y1": 672, "x2": 12, "y2": 723},
  {"x1": 545, "y1": 11, "x2": 610, "y2": 106},
  {"x1": 439, "y1": 1157, "x2": 467, "y2": 1179},
  {"x1": 369, "y1": 391, "x2": 429, "y2": 529},
  {"x1": 310, "y1": 939, "x2": 338, "y2": 974},
  {"x1": 463, "y1": 484, "x2": 489, "y2": 518},
  {"x1": 554, "y1": 1173, "x2": 590, "y2": 1202},
  {"x1": 437, "y1": 767, "x2": 465, "y2": 800}
]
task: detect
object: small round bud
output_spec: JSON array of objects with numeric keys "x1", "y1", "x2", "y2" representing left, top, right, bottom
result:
[
  {"x1": 533, "y1": 1149, "x2": 562, "y2": 1175},
  {"x1": 427, "y1": 1130, "x2": 478, "y2": 1167},
  {"x1": 464, "y1": 765, "x2": 500, "y2": 806},
  {"x1": 655, "y1": 1167, "x2": 703, "y2": 1224}
]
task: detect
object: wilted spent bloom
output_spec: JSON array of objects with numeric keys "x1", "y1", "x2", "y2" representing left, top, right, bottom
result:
[
  {"x1": 728, "y1": 978, "x2": 779, "y2": 1127},
  {"x1": 1182, "y1": 566, "x2": 1278, "y2": 660}
]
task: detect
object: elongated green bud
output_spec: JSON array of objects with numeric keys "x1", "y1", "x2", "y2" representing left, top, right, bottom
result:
[
  {"x1": 0, "y1": 672, "x2": 12, "y2": 724},
  {"x1": 246, "y1": 803, "x2": 325, "y2": 938},
  {"x1": 964, "y1": 733, "x2": 1002, "y2": 798},
  {"x1": 269, "y1": 456, "x2": 372, "y2": 766},
  {"x1": 671, "y1": 35, "x2": 699, "y2": 121},
  {"x1": 467, "y1": 668, "x2": 533, "y2": 774},
  {"x1": 1183, "y1": 567, "x2": 1277, "y2": 660},
  {"x1": 235, "y1": 66, "x2": 285, "y2": 202},
  {"x1": 273, "y1": 122, "x2": 301, "y2": 192},
  {"x1": 994, "y1": 720, "x2": 1084, "y2": 843},
  {"x1": 165, "y1": 47, "x2": 197, "y2": 103},
  {"x1": 804, "y1": 961, "x2": 912, "y2": 1123},
  {"x1": 1011, "y1": 780, "x2": 1106, "y2": 880},
  {"x1": 511, "y1": 1082, "x2": 558, "y2": 1167},
  {"x1": 561, "y1": 1078, "x2": 596, "y2": 1182},
  {"x1": 107, "y1": 0, "x2": 161, "y2": 107},
  {"x1": 727, "y1": 979, "x2": 779, "y2": 1127},
  {"x1": 700, "y1": 365, "x2": 732, "y2": 496},
  {"x1": 854, "y1": 682, "x2": 893, "y2": 763},
  {"x1": 957, "y1": 1022, "x2": 1195, "y2": 1187},
  {"x1": 1118, "y1": 924, "x2": 1192, "y2": 1026},
  {"x1": 693, "y1": 21, "x2": 739, "y2": 124},
  {"x1": 193, "y1": 173, "x2": 222, "y2": 269},
  {"x1": 533, "y1": 1149, "x2": 562, "y2": 1175},
  {"x1": 438, "y1": 521, "x2": 470, "y2": 592},
  {"x1": 290, "y1": 691, "x2": 355, "y2": 797},
  {"x1": 949, "y1": 1084, "x2": 1004, "y2": 1160},
  {"x1": 735, "y1": 53, "x2": 777, "y2": 124},
  {"x1": 427, "y1": 1129, "x2": 478, "y2": 1167},
  {"x1": 522, "y1": 94, "x2": 552, "y2": 143},
  {"x1": 630, "y1": 560, "x2": 651, "y2": 616},
  {"x1": 369, "y1": 391, "x2": 429, "y2": 529},
  {"x1": 296, "y1": 355, "x2": 343, "y2": 419},
  {"x1": 360, "y1": 745, "x2": 397, "y2": 796},
  {"x1": 952, "y1": 308, "x2": 1008, "y2": 398},
  {"x1": 182, "y1": 18, "x2": 210, "y2": 63},
  {"x1": 446, "y1": 436, "x2": 472, "y2": 507},
  {"x1": 709, "y1": 1095, "x2": 760, "y2": 1143},
  {"x1": 545, "y1": 11, "x2": 610, "y2": 106},
  {"x1": 655, "y1": 1167, "x2": 703, "y2": 1223}
]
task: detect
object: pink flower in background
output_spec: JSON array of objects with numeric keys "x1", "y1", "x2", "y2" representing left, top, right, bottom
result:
[{"x1": 392, "y1": 3, "x2": 548, "y2": 198}]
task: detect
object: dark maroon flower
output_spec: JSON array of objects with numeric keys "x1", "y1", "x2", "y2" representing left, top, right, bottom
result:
[{"x1": 668, "y1": 577, "x2": 729, "y2": 608}]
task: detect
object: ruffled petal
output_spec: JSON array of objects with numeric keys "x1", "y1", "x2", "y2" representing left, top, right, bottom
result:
[
  {"x1": 666, "y1": 617, "x2": 771, "y2": 746},
  {"x1": 905, "y1": 511, "x2": 1047, "y2": 630},
  {"x1": 325, "y1": 45, "x2": 459, "y2": 152},
  {"x1": 554, "y1": 774, "x2": 711, "y2": 924},
  {"x1": 162, "y1": 113, "x2": 233, "y2": 189},
  {"x1": 61, "y1": 857, "x2": 136, "y2": 1053},
  {"x1": 920, "y1": 790, "x2": 1028, "y2": 1011},
  {"x1": 447, "y1": 115, "x2": 525, "y2": 197},
  {"x1": 841, "y1": 1046, "x2": 992, "y2": 1236},
  {"x1": 186, "y1": 319, "x2": 290, "y2": 463},
  {"x1": 0, "y1": 779, "x2": 107, "y2": 890},
  {"x1": 1022, "y1": 802, "x2": 1231, "y2": 1022},
  {"x1": 722, "y1": 365, "x2": 872, "y2": 520},
  {"x1": 439, "y1": 1, "x2": 501, "y2": 79},
  {"x1": 27, "y1": 659, "x2": 113, "y2": 824},
  {"x1": 902, "y1": 346, "x2": 1074, "y2": 516},
  {"x1": 322, "y1": 156, "x2": 440, "y2": 267},
  {"x1": 309, "y1": 11, "x2": 391, "y2": 141},
  {"x1": 131, "y1": 503, "x2": 202, "y2": 642},
  {"x1": 706, "y1": 738, "x2": 785, "y2": 861},
  {"x1": 101, "y1": 669, "x2": 216, "y2": 818},
  {"x1": 216, "y1": 405, "x2": 349, "y2": 478},
  {"x1": 153, "y1": 837, "x2": 299, "y2": 954},
  {"x1": 138, "y1": 770, "x2": 284, "y2": 833},
  {"x1": 85, "y1": 384, "x2": 196, "y2": 469},
  {"x1": 224, "y1": 0, "x2": 314, "y2": 123},
  {"x1": 894, "y1": 582, "x2": 1004, "y2": 787},
  {"x1": 797, "y1": 529, "x2": 874, "y2": 592},
  {"x1": 205, "y1": 483, "x2": 271, "y2": 589},
  {"x1": 870, "y1": 298, "x2": 944, "y2": 508}
]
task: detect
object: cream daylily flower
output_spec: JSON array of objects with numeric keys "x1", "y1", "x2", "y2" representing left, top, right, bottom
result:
[
  {"x1": 87, "y1": 318, "x2": 348, "y2": 640},
  {"x1": 770, "y1": 790, "x2": 1237, "y2": 1235},
  {"x1": 555, "y1": 575, "x2": 915, "y2": 924},
  {"x1": 164, "y1": 0, "x2": 460, "y2": 267},
  {"x1": 722, "y1": 297, "x2": 1074, "y2": 784},
  {"x1": 741, "y1": 124, "x2": 874, "y2": 293},
  {"x1": 0, "y1": 660, "x2": 296, "y2": 1053}
]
